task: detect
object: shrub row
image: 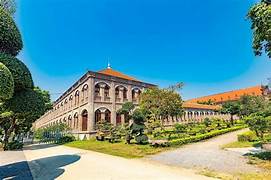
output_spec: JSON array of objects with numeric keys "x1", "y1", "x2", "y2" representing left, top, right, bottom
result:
[{"x1": 169, "y1": 126, "x2": 246, "y2": 146}]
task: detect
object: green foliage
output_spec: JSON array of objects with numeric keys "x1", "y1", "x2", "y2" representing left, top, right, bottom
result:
[
  {"x1": 203, "y1": 117, "x2": 212, "y2": 127},
  {"x1": 244, "y1": 114, "x2": 271, "y2": 139},
  {"x1": 6, "y1": 140, "x2": 23, "y2": 150},
  {"x1": 239, "y1": 95, "x2": 267, "y2": 117},
  {"x1": 140, "y1": 87, "x2": 183, "y2": 122},
  {"x1": 117, "y1": 102, "x2": 135, "y2": 121},
  {"x1": 4, "y1": 89, "x2": 46, "y2": 122},
  {"x1": 251, "y1": 151, "x2": 271, "y2": 160},
  {"x1": 0, "y1": 62, "x2": 13, "y2": 101},
  {"x1": 57, "y1": 135, "x2": 75, "y2": 144},
  {"x1": 34, "y1": 87, "x2": 53, "y2": 111},
  {"x1": 238, "y1": 131, "x2": 258, "y2": 142},
  {"x1": 221, "y1": 101, "x2": 240, "y2": 121},
  {"x1": 174, "y1": 123, "x2": 186, "y2": 134},
  {"x1": 0, "y1": 7, "x2": 22, "y2": 56},
  {"x1": 247, "y1": 1, "x2": 271, "y2": 58},
  {"x1": 0, "y1": 0, "x2": 16, "y2": 15},
  {"x1": 132, "y1": 109, "x2": 145, "y2": 125},
  {"x1": 197, "y1": 99, "x2": 215, "y2": 105},
  {"x1": 169, "y1": 126, "x2": 245, "y2": 146},
  {"x1": 0, "y1": 54, "x2": 33, "y2": 91}
]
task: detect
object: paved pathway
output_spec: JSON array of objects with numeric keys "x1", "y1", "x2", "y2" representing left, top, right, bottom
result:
[
  {"x1": 22, "y1": 144, "x2": 216, "y2": 180},
  {"x1": 147, "y1": 129, "x2": 262, "y2": 173},
  {"x1": 0, "y1": 150, "x2": 32, "y2": 180}
]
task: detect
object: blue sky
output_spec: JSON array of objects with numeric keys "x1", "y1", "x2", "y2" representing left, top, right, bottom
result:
[{"x1": 15, "y1": 0, "x2": 271, "y2": 100}]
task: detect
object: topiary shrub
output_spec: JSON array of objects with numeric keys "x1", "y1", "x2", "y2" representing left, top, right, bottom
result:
[
  {"x1": 4, "y1": 89, "x2": 46, "y2": 122},
  {"x1": 0, "y1": 53, "x2": 33, "y2": 91},
  {"x1": 0, "y1": 7, "x2": 23, "y2": 56},
  {"x1": 0, "y1": 62, "x2": 14, "y2": 101}
]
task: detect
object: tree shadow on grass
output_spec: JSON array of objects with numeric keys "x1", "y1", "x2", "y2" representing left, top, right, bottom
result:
[{"x1": 0, "y1": 154, "x2": 81, "y2": 180}]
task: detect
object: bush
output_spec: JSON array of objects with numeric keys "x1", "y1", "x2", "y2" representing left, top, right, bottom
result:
[
  {"x1": 238, "y1": 131, "x2": 258, "y2": 142},
  {"x1": 0, "y1": 62, "x2": 14, "y2": 101},
  {"x1": 57, "y1": 135, "x2": 75, "y2": 144},
  {"x1": 0, "y1": 7, "x2": 23, "y2": 56},
  {"x1": 169, "y1": 126, "x2": 245, "y2": 146},
  {"x1": 0, "y1": 54, "x2": 33, "y2": 91},
  {"x1": 7, "y1": 140, "x2": 23, "y2": 150},
  {"x1": 251, "y1": 152, "x2": 271, "y2": 160}
]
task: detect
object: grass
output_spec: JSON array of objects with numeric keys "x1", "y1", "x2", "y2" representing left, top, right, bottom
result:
[
  {"x1": 65, "y1": 138, "x2": 171, "y2": 158},
  {"x1": 199, "y1": 169, "x2": 271, "y2": 180},
  {"x1": 221, "y1": 141, "x2": 261, "y2": 149}
]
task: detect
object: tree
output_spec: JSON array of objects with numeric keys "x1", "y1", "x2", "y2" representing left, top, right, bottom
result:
[
  {"x1": 34, "y1": 87, "x2": 53, "y2": 112},
  {"x1": 0, "y1": 62, "x2": 13, "y2": 101},
  {"x1": 0, "y1": 54, "x2": 33, "y2": 91},
  {"x1": 247, "y1": 0, "x2": 271, "y2": 58},
  {"x1": 0, "y1": 7, "x2": 22, "y2": 56},
  {"x1": 0, "y1": 0, "x2": 16, "y2": 15},
  {"x1": 220, "y1": 101, "x2": 240, "y2": 124},
  {"x1": 238, "y1": 95, "x2": 267, "y2": 117},
  {"x1": 140, "y1": 87, "x2": 183, "y2": 124},
  {"x1": 1, "y1": 89, "x2": 47, "y2": 149},
  {"x1": 117, "y1": 102, "x2": 135, "y2": 122},
  {"x1": 245, "y1": 114, "x2": 271, "y2": 139}
]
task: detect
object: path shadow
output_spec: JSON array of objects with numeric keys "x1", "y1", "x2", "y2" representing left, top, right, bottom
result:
[
  {"x1": 0, "y1": 154, "x2": 80, "y2": 180},
  {"x1": 23, "y1": 143, "x2": 59, "y2": 151},
  {"x1": 0, "y1": 161, "x2": 32, "y2": 180}
]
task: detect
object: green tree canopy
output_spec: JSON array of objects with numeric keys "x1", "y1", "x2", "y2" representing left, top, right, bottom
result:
[
  {"x1": 4, "y1": 89, "x2": 47, "y2": 122},
  {"x1": 221, "y1": 101, "x2": 240, "y2": 122},
  {"x1": 0, "y1": 53, "x2": 33, "y2": 91},
  {"x1": 0, "y1": 7, "x2": 22, "y2": 56},
  {"x1": 239, "y1": 95, "x2": 267, "y2": 117},
  {"x1": 34, "y1": 87, "x2": 53, "y2": 112},
  {"x1": 0, "y1": 62, "x2": 13, "y2": 101},
  {"x1": 247, "y1": 1, "x2": 271, "y2": 58},
  {"x1": 0, "y1": 0, "x2": 16, "y2": 15}
]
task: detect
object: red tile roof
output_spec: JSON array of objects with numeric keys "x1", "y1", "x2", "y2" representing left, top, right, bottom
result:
[
  {"x1": 98, "y1": 68, "x2": 140, "y2": 82},
  {"x1": 186, "y1": 85, "x2": 264, "y2": 104},
  {"x1": 183, "y1": 102, "x2": 221, "y2": 110}
]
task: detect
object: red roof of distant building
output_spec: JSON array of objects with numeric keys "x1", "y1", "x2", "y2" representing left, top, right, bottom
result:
[
  {"x1": 186, "y1": 85, "x2": 264, "y2": 104},
  {"x1": 183, "y1": 102, "x2": 221, "y2": 110}
]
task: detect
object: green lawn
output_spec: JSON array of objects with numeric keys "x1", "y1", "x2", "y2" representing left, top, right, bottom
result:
[
  {"x1": 221, "y1": 141, "x2": 261, "y2": 149},
  {"x1": 65, "y1": 139, "x2": 171, "y2": 158}
]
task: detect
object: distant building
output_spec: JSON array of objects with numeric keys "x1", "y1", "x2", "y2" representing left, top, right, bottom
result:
[{"x1": 186, "y1": 85, "x2": 269, "y2": 105}]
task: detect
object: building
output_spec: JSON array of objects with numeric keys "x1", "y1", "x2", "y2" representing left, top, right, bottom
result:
[
  {"x1": 34, "y1": 65, "x2": 231, "y2": 137},
  {"x1": 34, "y1": 65, "x2": 155, "y2": 139},
  {"x1": 186, "y1": 85, "x2": 269, "y2": 105}
]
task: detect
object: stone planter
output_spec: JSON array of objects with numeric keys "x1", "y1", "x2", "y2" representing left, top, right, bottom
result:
[{"x1": 262, "y1": 143, "x2": 271, "y2": 151}]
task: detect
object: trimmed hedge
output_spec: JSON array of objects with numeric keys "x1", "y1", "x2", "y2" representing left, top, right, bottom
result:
[
  {"x1": 0, "y1": 7, "x2": 23, "y2": 56},
  {"x1": 169, "y1": 126, "x2": 246, "y2": 146},
  {"x1": 0, "y1": 53, "x2": 33, "y2": 91},
  {"x1": 0, "y1": 62, "x2": 14, "y2": 101}
]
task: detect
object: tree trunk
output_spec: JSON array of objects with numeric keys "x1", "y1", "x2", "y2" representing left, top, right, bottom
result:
[
  {"x1": 3, "y1": 118, "x2": 16, "y2": 151},
  {"x1": 230, "y1": 114, "x2": 234, "y2": 125}
]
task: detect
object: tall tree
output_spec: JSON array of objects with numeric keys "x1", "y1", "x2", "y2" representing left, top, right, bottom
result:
[
  {"x1": 239, "y1": 95, "x2": 267, "y2": 117},
  {"x1": 247, "y1": 0, "x2": 271, "y2": 58}
]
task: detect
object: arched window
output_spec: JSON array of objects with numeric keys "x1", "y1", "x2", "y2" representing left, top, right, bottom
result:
[
  {"x1": 75, "y1": 90, "x2": 80, "y2": 106},
  {"x1": 105, "y1": 109, "x2": 111, "y2": 123},
  {"x1": 68, "y1": 115, "x2": 72, "y2": 128},
  {"x1": 95, "y1": 109, "x2": 101, "y2": 125},
  {"x1": 82, "y1": 84, "x2": 89, "y2": 102},
  {"x1": 74, "y1": 113, "x2": 78, "y2": 129},
  {"x1": 81, "y1": 110, "x2": 88, "y2": 131}
]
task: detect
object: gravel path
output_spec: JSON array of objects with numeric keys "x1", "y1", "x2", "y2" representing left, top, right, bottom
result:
[{"x1": 147, "y1": 129, "x2": 262, "y2": 173}]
